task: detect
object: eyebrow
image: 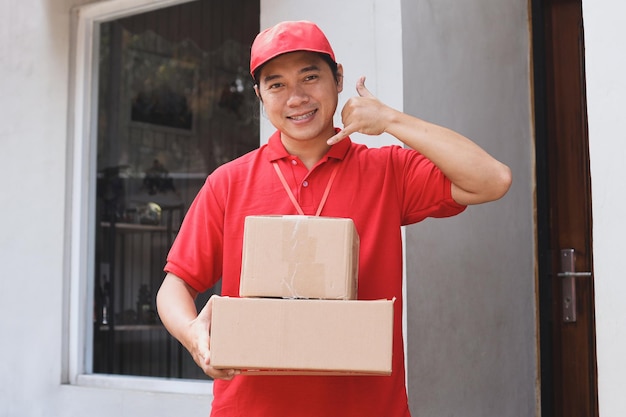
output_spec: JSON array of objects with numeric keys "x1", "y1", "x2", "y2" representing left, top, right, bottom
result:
[{"x1": 262, "y1": 64, "x2": 322, "y2": 84}]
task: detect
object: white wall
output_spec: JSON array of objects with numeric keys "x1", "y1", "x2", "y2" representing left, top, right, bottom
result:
[
  {"x1": 401, "y1": 1, "x2": 537, "y2": 416},
  {"x1": 582, "y1": 0, "x2": 626, "y2": 415},
  {"x1": 1, "y1": 0, "x2": 76, "y2": 414},
  {"x1": 0, "y1": 1, "x2": 212, "y2": 416},
  {"x1": 259, "y1": 0, "x2": 404, "y2": 148}
]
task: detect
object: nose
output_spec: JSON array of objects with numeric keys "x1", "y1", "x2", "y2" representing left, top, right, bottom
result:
[{"x1": 286, "y1": 84, "x2": 309, "y2": 107}]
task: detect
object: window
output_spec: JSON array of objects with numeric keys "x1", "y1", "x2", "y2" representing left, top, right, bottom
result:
[{"x1": 82, "y1": 0, "x2": 259, "y2": 381}]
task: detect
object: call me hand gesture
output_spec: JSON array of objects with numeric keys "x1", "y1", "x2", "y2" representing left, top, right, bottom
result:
[
  {"x1": 328, "y1": 75, "x2": 512, "y2": 206},
  {"x1": 327, "y1": 76, "x2": 388, "y2": 145}
]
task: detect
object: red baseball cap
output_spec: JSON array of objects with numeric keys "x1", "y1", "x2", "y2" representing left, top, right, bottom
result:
[{"x1": 249, "y1": 20, "x2": 336, "y2": 78}]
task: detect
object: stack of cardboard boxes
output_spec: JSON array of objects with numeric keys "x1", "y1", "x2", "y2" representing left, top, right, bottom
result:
[{"x1": 210, "y1": 215, "x2": 394, "y2": 375}]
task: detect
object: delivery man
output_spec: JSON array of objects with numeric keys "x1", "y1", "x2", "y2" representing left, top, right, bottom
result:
[{"x1": 156, "y1": 20, "x2": 512, "y2": 417}]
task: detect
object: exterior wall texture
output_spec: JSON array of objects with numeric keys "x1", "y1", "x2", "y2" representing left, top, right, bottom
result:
[{"x1": 401, "y1": 1, "x2": 537, "y2": 416}]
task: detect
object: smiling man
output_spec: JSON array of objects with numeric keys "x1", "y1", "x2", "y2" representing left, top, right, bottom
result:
[
  {"x1": 253, "y1": 50, "x2": 342, "y2": 169},
  {"x1": 156, "y1": 20, "x2": 512, "y2": 417}
]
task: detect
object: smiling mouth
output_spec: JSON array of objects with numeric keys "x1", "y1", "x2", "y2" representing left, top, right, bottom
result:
[{"x1": 288, "y1": 110, "x2": 317, "y2": 121}]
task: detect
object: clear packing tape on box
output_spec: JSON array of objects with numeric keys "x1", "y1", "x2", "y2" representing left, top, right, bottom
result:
[{"x1": 239, "y1": 215, "x2": 359, "y2": 300}]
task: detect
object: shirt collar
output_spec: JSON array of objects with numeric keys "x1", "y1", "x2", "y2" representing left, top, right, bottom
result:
[{"x1": 266, "y1": 129, "x2": 351, "y2": 163}]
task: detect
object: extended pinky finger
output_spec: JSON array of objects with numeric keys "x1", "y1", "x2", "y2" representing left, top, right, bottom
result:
[{"x1": 327, "y1": 129, "x2": 350, "y2": 145}]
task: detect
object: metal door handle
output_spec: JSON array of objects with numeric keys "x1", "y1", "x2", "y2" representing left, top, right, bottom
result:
[
  {"x1": 557, "y1": 272, "x2": 592, "y2": 278},
  {"x1": 559, "y1": 249, "x2": 592, "y2": 323}
]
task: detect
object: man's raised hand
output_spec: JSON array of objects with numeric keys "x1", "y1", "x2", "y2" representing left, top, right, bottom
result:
[{"x1": 327, "y1": 76, "x2": 393, "y2": 145}]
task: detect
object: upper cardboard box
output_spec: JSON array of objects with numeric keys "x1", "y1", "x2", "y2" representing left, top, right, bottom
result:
[{"x1": 239, "y1": 215, "x2": 359, "y2": 300}]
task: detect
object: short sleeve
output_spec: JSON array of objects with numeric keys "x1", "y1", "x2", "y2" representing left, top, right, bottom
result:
[
  {"x1": 393, "y1": 146, "x2": 467, "y2": 225},
  {"x1": 164, "y1": 176, "x2": 225, "y2": 293}
]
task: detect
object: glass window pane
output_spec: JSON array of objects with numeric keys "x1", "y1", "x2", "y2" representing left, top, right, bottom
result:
[{"x1": 92, "y1": 0, "x2": 259, "y2": 379}]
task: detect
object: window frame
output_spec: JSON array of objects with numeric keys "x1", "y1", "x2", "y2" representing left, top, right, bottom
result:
[{"x1": 66, "y1": 0, "x2": 211, "y2": 394}]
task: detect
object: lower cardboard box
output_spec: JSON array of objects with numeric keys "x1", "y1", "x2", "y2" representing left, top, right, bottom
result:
[{"x1": 210, "y1": 296, "x2": 394, "y2": 375}]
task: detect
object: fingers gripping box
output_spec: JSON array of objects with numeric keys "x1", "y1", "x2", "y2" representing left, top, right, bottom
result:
[
  {"x1": 210, "y1": 296, "x2": 394, "y2": 375},
  {"x1": 239, "y1": 215, "x2": 359, "y2": 300}
]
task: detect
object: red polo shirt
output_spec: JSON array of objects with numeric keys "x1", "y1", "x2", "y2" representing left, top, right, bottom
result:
[{"x1": 165, "y1": 130, "x2": 465, "y2": 417}]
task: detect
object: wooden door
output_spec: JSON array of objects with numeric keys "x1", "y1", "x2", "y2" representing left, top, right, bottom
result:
[{"x1": 533, "y1": 0, "x2": 598, "y2": 416}]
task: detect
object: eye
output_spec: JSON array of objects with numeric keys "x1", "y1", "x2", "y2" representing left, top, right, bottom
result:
[
  {"x1": 304, "y1": 74, "x2": 319, "y2": 82},
  {"x1": 268, "y1": 82, "x2": 284, "y2": 90}
]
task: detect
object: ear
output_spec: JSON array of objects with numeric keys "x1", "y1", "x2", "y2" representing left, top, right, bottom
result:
[
  {"x1": 336, "y1": 63, "x2": 344, "y2": 93},
  {"x1": 254, "y1": 84, "x2": 263, "y2": 102}
]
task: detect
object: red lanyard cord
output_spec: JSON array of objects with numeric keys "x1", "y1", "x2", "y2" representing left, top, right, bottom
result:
[{"x1": 272, "y1": 161, "x2": 340, "y2": 216}]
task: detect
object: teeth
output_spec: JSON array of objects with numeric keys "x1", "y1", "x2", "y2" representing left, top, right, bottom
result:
[{"x1": 290, "y1": 110, "x2": 315, "y2": 121}]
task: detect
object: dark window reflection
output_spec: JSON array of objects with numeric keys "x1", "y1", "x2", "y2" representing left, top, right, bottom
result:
[{"x1": 93, "y1": 0, "x2": 259, "y2": 380}]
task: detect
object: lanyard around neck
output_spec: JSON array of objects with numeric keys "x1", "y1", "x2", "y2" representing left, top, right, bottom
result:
[{"x1": 272, "y1": 161, "x2": 340, "y2": 216}]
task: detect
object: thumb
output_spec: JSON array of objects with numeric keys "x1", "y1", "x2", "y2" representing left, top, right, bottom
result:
[
  {"x1": 198, "y1": 295, "x2": 219, "y2": 365},
  {"x1": 199, "y1": 294, "x2": 217, "y2": 321},
  {"x1": 356, "y1": 76, "x2": 374, "y2": 98}
]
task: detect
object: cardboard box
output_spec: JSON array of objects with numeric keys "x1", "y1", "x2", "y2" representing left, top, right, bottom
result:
[
  {"x1": 239, "y1": 215, "x2": 359, "y2": 300},
  {"x1": 210, "y1": 297, "x2": 393, "y2": 375}
]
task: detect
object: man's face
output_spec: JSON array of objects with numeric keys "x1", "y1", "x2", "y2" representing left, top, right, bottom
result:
[{"x1": 255, "y1": 51, "x2": 343, "y2": 146}]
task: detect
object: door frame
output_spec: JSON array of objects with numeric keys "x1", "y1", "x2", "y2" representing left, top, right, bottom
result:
[
  {"x1": 532, "y1": 0, "x2": 599, "y2": 416},
  {"x1": 531, "y1": 1, "x2": 554, "y2": 413}
]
